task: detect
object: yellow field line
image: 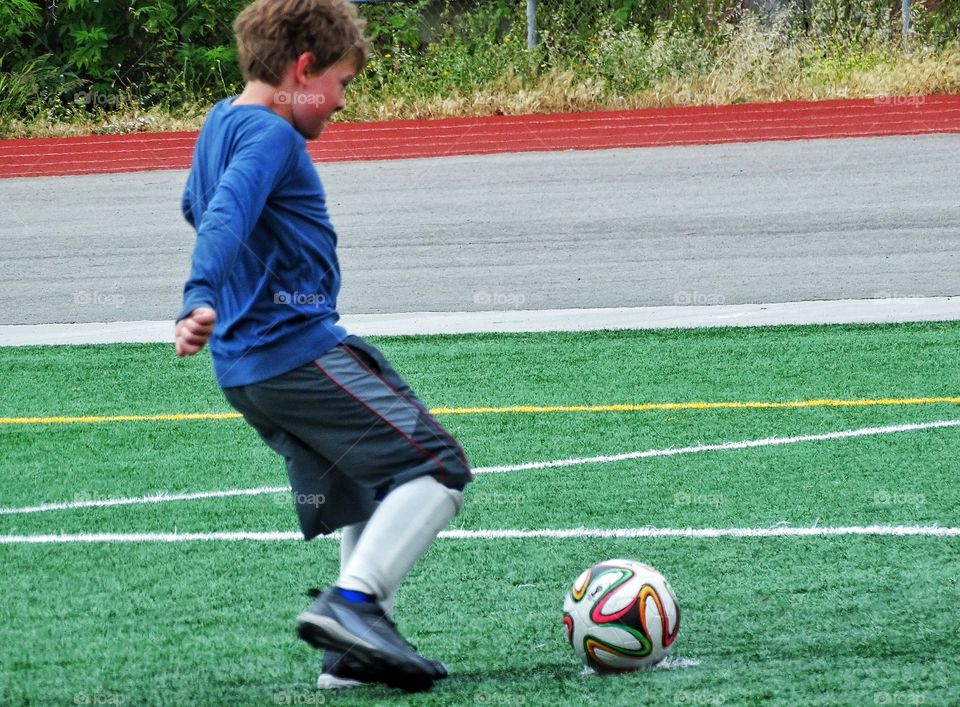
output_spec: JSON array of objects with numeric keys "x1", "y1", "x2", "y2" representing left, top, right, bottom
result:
[
  {"x1": 1, "y1": 397, "x2": 960, "y2": 426},
  {"x1": 0, "y1": 412, "x2": 244, "y2": 425}
]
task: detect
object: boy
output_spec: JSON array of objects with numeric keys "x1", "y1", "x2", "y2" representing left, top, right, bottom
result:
[{"x1": 174, "y1": 0, "x2": 471, "y2": 693}]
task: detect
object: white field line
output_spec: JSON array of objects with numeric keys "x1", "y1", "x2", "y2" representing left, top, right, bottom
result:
[
  {"x1": 651, "y1": 657, "x2": 703, "y2": 671},
  {"x1": 1, "y1": 526, "x2": 959, "y2": 544},
  {"x1": 2, "y1": 418, "x2": 959, "y2": 517},
  {"x1": 580, "y1": 656, "x2": 702, "y2": 676},
  {"x1": 0, "y1": 486, "x2": 290, "y2": 516},
  {"x1": 474, "y1": 418, "x2": 960, "y2": 474}
]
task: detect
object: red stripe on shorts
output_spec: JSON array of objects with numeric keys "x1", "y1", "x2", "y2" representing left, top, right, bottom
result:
[
  {"x1": 339, "y1": 344, "x2": 469, "y2": 470},
  {"x1": 311, "y1": 358, "x2": 449, "y2": 482}
]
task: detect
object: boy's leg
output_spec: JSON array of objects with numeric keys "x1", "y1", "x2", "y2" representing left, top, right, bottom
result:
[
  {"x1": 232, "y1": 336, "x2": 471, "y2": 692},
  {"x1": 318, "y1": 521, "x2": 448, "y2": 690},
  {"x1": 330, "y1": 336, "x2": 469, "y2": 605},
  {"x1": 315, "y1": 522, "x2": 375, "y2": 690},
  {"x1": 337, "y1": 475, "x2": 462, "y2": 600},
  {"x1": 338, "y1": 521, "x2": 394, "y2": 615},
  {"x1": 295, "y1": 335, "x2": 469, "y2": 603},
  {"x1": 306, "y1": 478, "x2": 460, "y2": 690}
]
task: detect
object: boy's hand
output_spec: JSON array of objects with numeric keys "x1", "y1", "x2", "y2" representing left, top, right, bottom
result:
[{"x1": 175, "y1": 307, "x2": 216, "y2": 357}]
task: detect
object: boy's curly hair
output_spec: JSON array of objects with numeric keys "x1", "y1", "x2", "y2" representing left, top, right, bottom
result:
[{"x1": 233, "y1": 0, "x2": 371, "y2": 85}]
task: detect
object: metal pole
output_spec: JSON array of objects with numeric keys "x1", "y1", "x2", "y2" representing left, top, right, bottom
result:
[
  {"x1": 527, "y1": 0, "x2": 538, "y2": 50},
  {"x1": 902, "y1": 0, "x2": 911, "y2": 44}
]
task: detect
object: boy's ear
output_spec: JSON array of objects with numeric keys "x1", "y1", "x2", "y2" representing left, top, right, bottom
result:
[{"x1": 293, "y1": 52, "x2": 316, "y2": 84}]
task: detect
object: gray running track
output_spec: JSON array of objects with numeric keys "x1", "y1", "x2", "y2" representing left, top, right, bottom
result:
[{"x1": 0, "y1": 134, "x2": 957, "y2": 326}]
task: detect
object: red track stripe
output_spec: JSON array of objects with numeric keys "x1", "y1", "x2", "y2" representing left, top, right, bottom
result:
[{"x1": 2, "y1": 96, "x2": 958, "y2": 179}]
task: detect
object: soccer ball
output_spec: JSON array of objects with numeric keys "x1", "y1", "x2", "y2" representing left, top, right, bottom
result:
[{"x1": 563, "y1": 558, "x2": 680, "y2": 672}]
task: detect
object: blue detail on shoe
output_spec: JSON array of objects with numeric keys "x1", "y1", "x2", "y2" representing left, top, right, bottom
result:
[{"x1": 335, "y1": 587, "x2": 376, "y2": 603}]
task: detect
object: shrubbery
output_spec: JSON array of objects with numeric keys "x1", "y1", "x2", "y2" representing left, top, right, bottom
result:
[{"x1": 1, "y1": 0, "x2": 958, "y2": 136}]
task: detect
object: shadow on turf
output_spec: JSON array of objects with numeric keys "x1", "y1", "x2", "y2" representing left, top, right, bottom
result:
[
  {"x1": 285, "y1": 663, "x2": 582, "y2": 697},
  {"x1": 448, "y1": 662, "x2": 577, "y2": 682}
]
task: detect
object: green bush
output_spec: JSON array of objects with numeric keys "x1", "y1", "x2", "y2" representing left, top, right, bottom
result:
[
  {"x1": 0, "y1": 0, "x2": 43, "y2": 65},
  {"x1": 1, "y1": 0, "x2": 958, "y2": 134},
  {"x1": 0, "y1": 0, "x2": 245, "y2": 111}
]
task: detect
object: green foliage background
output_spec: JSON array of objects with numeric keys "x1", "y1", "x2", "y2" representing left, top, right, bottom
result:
[{"x1": 0, "y1": 0, "x2": 958, "y2": 132}]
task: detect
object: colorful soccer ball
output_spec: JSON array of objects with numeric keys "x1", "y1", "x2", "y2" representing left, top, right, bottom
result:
[{"x1": 563, "y1": 558, "x2": 680, "y2": 672}]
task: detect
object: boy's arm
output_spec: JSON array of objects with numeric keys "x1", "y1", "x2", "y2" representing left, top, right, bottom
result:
[
  {"x1": 176, "y1": 123, "x2": 300, "y2": 355},
  {"x1": 181, "y1": 171, "x2": 196, "y2": 228}
]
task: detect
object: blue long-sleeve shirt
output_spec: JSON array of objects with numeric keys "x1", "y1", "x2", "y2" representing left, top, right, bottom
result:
[{"x1": 179, "y1": 98, "x2": 347, "y2": 387}]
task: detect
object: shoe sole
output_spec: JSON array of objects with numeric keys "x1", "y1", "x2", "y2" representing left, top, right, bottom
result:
[
  {"x1": 296, "y1": 611, "x2": 433, "y2": 693},
  {"x1": 316, "y1": 672, "x2": 366, "y2": 690}
]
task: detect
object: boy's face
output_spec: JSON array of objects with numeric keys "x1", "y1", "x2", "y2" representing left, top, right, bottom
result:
[{"x1": 290, "y1": 56, "x2": 358, "y2": 139}]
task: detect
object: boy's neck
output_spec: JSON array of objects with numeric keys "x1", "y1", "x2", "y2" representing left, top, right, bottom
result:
[{"x1": 233, "y1": 80, "x2": 293, "y2": 124}]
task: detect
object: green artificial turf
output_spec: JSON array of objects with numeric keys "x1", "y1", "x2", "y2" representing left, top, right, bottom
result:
[
  {"x1": 1, "y1": 323, "x2": 959, "y2": 705},
  {"x1": 1, "y1": 539, "x2": 957, "y2": 706}
]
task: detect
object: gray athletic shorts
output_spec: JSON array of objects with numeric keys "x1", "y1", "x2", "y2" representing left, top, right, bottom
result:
[{"x1": 222, "y1": 335, "x2": 472, "y2": 539}]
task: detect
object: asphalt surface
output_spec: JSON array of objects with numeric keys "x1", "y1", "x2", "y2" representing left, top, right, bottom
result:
[{"x1": 1, "y1": 134, "x2": 957, "y2": 326}]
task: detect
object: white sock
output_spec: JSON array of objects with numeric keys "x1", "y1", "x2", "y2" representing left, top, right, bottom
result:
[
  {"x1": 337, "y1": 476, "x2": 463, "y2": 602},
  {"x1": 339, "y1": 520, "x2": 394, "y2": 615}
]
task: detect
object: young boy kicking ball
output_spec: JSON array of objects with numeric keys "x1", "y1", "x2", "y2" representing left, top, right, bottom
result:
[{"x1": 174, "y1": 0, "x2": 471, "y2": 693}]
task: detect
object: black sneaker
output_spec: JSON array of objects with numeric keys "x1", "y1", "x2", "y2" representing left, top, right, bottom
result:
[
  {"x1": 316, "y1": 649, "x2": 449, "y2": 689},
  {"x1": 315, "y1": 650, "x2": 368, "y2": 689},
  {"x1": 296, "y1": 586, "x2": 437, "y2": 692}
]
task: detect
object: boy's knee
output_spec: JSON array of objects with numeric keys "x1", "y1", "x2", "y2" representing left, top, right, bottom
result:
[
  {"x1": 436, "y1": 466, "x2": 471, "y2": 510},
  {"x1": 416, "y1": 474, "x2": 466, "y2": 515},
  {"x1": 437, "y1": 449, "x2": 472, "y2": 499},
  {"x1": 442, "y1": 483, "x2": 465, "y2": 513},
  {"x1": 383, "y1": 473, "x2": 465, "y2": 514}
]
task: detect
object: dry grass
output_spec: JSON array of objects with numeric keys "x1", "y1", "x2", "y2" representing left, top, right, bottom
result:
[
  {"x1": 345, "y1": 37, "x2": 960, "y2": 121},
  {"x1": 3, "y1": 104, "x2": 210, "y2": 139}
]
